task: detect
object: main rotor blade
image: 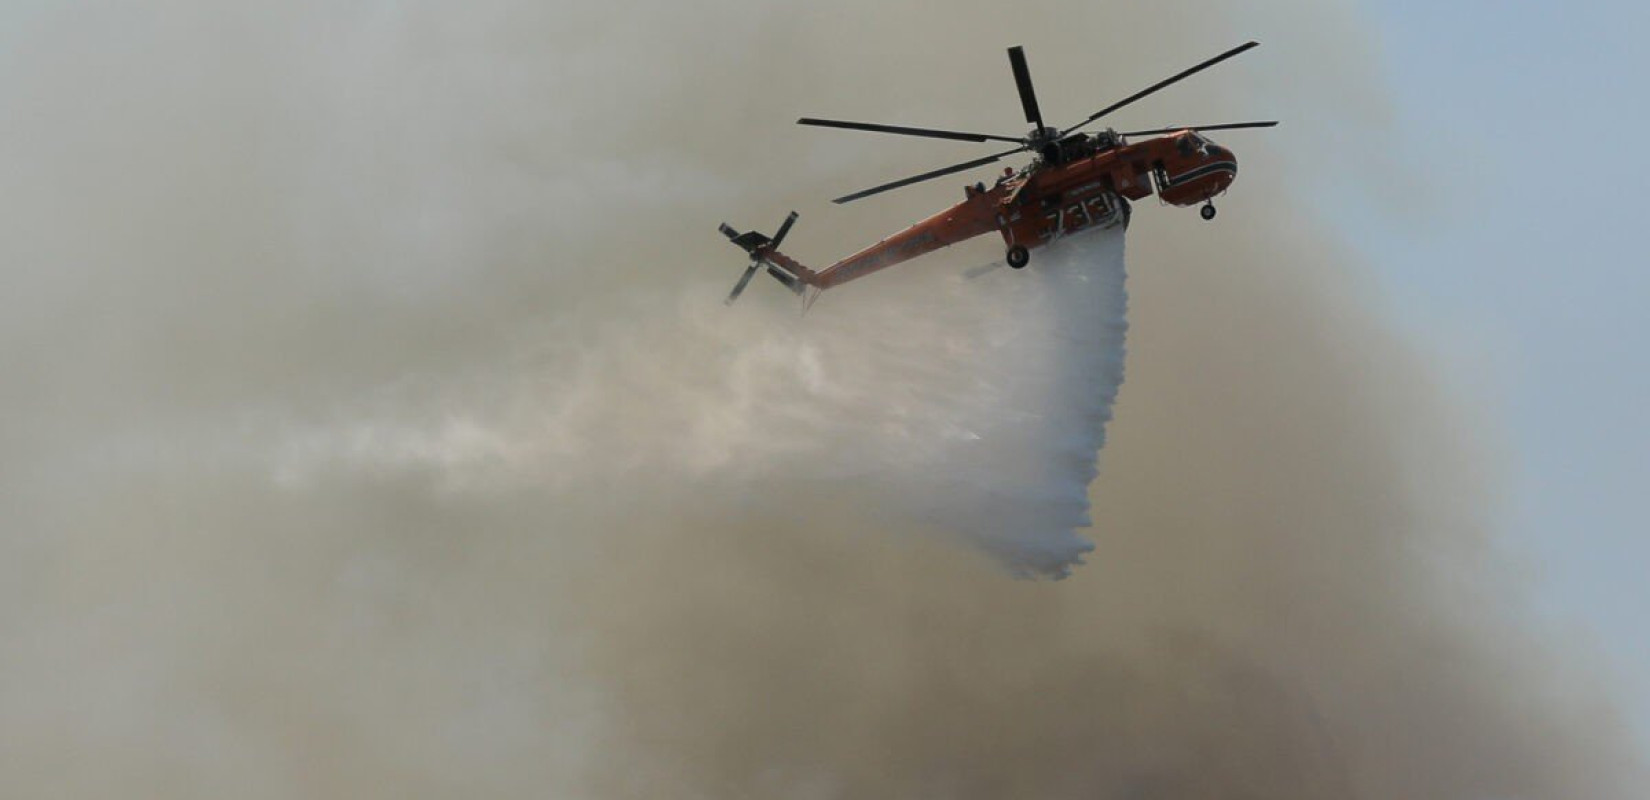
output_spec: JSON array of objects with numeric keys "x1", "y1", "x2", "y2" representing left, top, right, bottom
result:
[
  {"x1": 1006, "y1": 46, "x2": 1044, "y2": 130},
  {"x1": 1061, "y1": 41, "x2": 1260, "y2": 137},
  {"x1": 798, "y1": 117, "x2": 1023, "y2": 144},
  {"x1": 832, "y1": 146, "x2": 1027, "y2": 204},
  {"x1": 1117, "y1": 120, "x2": 1279, "y2": 137}
]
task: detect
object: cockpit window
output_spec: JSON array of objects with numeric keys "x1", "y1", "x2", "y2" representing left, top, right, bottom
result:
[{"x1": 1177, "y1": 132, "x2": 1210, "y2": 156}]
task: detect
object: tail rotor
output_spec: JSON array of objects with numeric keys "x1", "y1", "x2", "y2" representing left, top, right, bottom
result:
[{"x1": 720, "y1": 211, "x2": 801, "y2": 305}]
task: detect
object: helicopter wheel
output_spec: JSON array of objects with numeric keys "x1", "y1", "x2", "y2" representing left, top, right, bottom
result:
[
  {"x1": 1200, "y1": 203, "x2": 1217, "y2": 221},
  {"x1": 1006, "y1": 244, "x2": 1030, "y2": 269}
]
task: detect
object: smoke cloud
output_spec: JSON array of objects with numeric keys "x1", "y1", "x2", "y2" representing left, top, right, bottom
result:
[{"x1": 1, "y1": 1, "x2": 1642, "y2": 798}]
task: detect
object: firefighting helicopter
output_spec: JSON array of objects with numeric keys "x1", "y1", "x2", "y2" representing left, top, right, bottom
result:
[{"x1": 719, "y1": 41, "x2": 1276, "y2": 304}]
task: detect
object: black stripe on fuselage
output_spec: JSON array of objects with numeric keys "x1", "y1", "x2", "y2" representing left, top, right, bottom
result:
[{"x1": 1164, "y1": 160, "x2": 1238, "y2": 188}]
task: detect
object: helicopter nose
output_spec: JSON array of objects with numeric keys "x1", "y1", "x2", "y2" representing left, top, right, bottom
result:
[
  {"x1": 1209, "y1": 146, "x2": 1237, "y2": 187},
  {"x1": 1202, "y1": 145, "x2": 1237, "y2": 185}
]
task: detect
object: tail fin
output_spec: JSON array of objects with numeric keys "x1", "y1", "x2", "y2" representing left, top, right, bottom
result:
[{"x1": 718, "y1": 211, "x2": 813, "y2": 304}]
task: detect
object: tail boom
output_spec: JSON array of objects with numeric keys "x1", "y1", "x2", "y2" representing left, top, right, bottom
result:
[
  {"x1": 809, "y1": 193, "x2": 999, "y2": 289},
  {"x1": 719, "y1": 191, "x2": 999, "y2": 301},
  {"x1": 759, "y1": 249, "x2": 822, "y2": 289}
]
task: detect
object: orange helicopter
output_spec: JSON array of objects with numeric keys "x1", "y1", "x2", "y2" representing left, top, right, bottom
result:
[{"x1": 720, "y1": 41, "x2": 1276, "y2": 304}]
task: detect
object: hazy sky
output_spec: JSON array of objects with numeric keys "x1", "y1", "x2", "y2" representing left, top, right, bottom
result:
[{"x1": 1354, "y1": 0, "x2": 1650, "y2": 733}]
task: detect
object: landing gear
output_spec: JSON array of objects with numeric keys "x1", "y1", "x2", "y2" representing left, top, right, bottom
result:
[
  {"x1": 1200, "y1": 202, "x2": 1217, "y2": 221},
  {"x1": 1006, "y1": 244, "x2": 1030, "y2": 269}
]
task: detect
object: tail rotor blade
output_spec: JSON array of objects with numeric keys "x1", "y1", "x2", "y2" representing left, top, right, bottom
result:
[
  {"x1": 772, "y1": 211, "x2": 798, "y2": 249},
  {"x1": 1007, "y1": 46, "x2": 1044, "y2": 130},
  {"x1": 726, "y1": 260, "x2": 761, "y2": 305}
]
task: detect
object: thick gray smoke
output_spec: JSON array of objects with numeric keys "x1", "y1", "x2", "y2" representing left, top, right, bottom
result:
[{"x1": 1, "y1": 1, "x2": 1643, "y2": 798}]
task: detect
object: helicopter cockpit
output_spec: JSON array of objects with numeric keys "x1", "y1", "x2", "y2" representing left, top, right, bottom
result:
[{"x1": 1176, "y1": 130, "x2": 1214, "y2": 156}]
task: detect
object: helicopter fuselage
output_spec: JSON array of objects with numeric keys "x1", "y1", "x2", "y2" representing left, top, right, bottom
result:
[{"x1": 762, "y1": 130, "x2": 1237, "y2": 291}]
